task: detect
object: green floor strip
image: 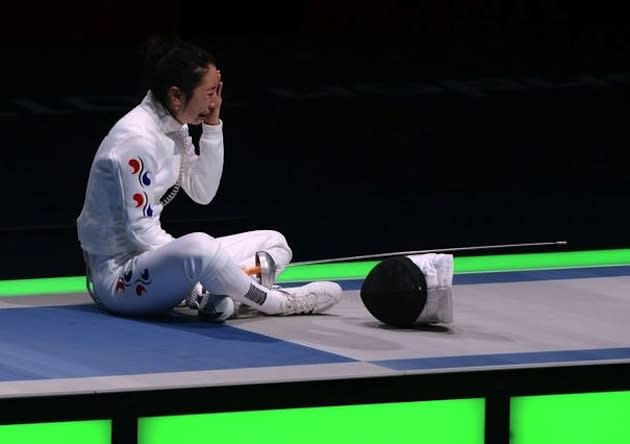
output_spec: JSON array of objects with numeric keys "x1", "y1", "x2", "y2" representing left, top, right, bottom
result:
[
  {"x1": 1, "y1": 249, "x2": 630, "y2": 297},
  {"x1": 0, "y1": 276, "x2": 87, "y2": 297}
]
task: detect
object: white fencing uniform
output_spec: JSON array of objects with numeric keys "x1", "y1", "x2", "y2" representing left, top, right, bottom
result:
[{"x1": 77, "y1": 91, "x2": 292, "y2": 316}]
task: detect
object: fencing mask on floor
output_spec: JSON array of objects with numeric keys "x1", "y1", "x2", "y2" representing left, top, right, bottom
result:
[{"x1": 360, "y1": 253, "x2": 454, "y2": 328}]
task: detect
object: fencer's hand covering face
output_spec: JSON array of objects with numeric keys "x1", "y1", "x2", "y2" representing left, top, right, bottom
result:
[{"x1": 174, "y1": 65, "x2": 223, "y2": 125}]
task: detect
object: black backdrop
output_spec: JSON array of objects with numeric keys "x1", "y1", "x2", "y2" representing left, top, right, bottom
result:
[{"x1": 1, "y1": 5, "x2": 629, "y2": 279}]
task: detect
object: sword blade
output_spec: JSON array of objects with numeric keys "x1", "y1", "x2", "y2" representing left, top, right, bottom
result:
[{"x1": 285, "y1": 240, "x2": 568, "y2": 267}]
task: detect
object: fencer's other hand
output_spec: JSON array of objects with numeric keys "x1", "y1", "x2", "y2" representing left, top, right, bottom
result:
[{"x1": 205, "y1": 70, "x2": 223, "y2": 125}]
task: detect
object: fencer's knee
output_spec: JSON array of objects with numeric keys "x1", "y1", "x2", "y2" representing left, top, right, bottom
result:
[
  {"x1": 178, "y1": 232, "x2": 221, "y2": 258},
  {"x1": 266, "y1": 230, "x2": 292, "y2": 260}
]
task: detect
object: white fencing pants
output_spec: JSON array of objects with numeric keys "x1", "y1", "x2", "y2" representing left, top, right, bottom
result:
[{"x1": 85, "y1": 230, "x2": 292, "y2": 316}]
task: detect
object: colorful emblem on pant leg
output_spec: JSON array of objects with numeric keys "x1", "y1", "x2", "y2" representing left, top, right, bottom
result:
[
  {"x1": 115, "y1": 267, "x2": 152, "y2": 296},
  {"x1": 134, "y1": 268, "x2": 152, "y2": 296},
  {"x1": 115, "y1": 268, "x2": 134, "y2": 293},
  {"x1": 128, "y1": 156, "x2": 154, "y2": 217}
]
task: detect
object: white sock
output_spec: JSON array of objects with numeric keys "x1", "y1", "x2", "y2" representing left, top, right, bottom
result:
[
  {"x1": 235, "y1": 282, "x2": 286, "y2": 315},
  {"x1": 192, "y1": 241, "x2": 287, "y2": 315}
]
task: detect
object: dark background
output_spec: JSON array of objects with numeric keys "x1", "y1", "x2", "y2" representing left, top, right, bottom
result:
[{"x1": 1, "y1": 4, "x2": 629, "y2": 279}]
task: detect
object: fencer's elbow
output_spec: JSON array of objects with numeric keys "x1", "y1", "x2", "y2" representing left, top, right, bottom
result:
[
  {"x1": 192, "y1": 193, "x2": 216, "y2": 205},
  {"x1": 190, "y1": 184, "x2": 220, "y2": 205}
]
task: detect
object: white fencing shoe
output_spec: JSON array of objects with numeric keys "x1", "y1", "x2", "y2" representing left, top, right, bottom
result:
[
  {"x1": 276, "y1": 281, "x2": 343, "y2": 315},
  {"x1": 188, "y1": 283, "x2": 236, "y2": 322},
  {"x1": 197, "y1": 292, "x2": 236, "y2": 322},
  {"x1": 185, "y1": 282, "x2": 204, "y2": 309}
]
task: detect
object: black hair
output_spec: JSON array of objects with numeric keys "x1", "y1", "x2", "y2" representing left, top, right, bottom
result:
[{"x1": 141, "y1": 35, "x2": 217, "y2": 108}]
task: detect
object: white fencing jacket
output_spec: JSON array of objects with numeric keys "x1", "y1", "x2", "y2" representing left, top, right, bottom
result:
[{"x1": 77, "y1": 91, "x2": 224, "y2": 263}]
